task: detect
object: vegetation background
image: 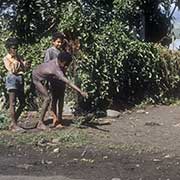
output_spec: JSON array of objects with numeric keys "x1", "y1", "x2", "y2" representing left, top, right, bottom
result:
[{"x1": 1, "y1": 0, "x2": 180, "y2": 113}]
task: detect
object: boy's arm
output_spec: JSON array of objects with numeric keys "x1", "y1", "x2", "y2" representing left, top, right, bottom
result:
[
  {"x1": 44, "y1": 49, "x2": 51, "y2": 63},
  {"x1": 3, "y1": 57, "x2": 21, "y2": 74},
  {"x1": 56, "y1": 71, "x2": 88, "y2": 97},
  {"x1": 18, "y1": 55, "x2": 31, "y2": 71}
]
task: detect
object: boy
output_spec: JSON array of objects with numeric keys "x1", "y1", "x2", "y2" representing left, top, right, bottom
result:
[
  {"x1": 44, "y1": 32, "x2": 66, "y2": 62},
  {"x1": 44, "y1": 32, "x2": 68, "y2": 127},
  {"x1": 32, "y1": 52, "x2": 87, "y2": 130},
  {"x1": 3, "y1": 37, "x2": 30, "y2": 132}
]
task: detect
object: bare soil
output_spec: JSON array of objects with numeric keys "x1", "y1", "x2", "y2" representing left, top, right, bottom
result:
[{"x1": 1, "y1": 105, "x2": 180, "y2": 180}]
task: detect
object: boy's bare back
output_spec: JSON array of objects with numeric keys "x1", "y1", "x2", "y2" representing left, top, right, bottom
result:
[{"x1": 32, "y1": 59, "x2": 65, "y2": 82}]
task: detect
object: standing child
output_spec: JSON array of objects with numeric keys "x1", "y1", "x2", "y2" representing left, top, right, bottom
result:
[
  {"x1": 44, "y1": 32, "x2": 68, "y2": 127},
  {"x1": 3, "y1": 38, "x2": 30, "y2": 132},
  {"x1": 44, "y1": 32, "x2": 66, "y2": 62},
  {"x1": 32, "y1": 52, "x2": 87, "y2": 130}
]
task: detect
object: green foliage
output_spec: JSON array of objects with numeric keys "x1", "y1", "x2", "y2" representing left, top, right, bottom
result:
[
  {"x1": 1, "y1": 0, "x2": 180, "y2": 113},
  {"x1": 74, "y1": 20, "x2": 180, "y2": 110},
  {"x1": 0, "y1": 0, "x2": 177, "y2": 43},
  {"x1": 0, "y1": 0, "x2": 114, "y2": 43},
  {"x1": 0, "y1": 31, "x2": 11, "y2": 101},
  {"x1": 0, "y1": 112, "x2": 10, "y2": 130},
  {"x1": 114, "y1": 0, "x2": 172, "y2": 42},
  {"x1": 58, "y1": 1, "x2": 114, "y2": 42},
  {"x1": 1, "y1": 0, "x2": 66, "y2": 43},
  {"x1": 0, "y1": 129, "x2": 88, "y2": 146}
]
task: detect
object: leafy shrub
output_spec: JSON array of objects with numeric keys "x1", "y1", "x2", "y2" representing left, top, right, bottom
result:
[
  {"x1": 0, "y1": 32, "x2": 9, "y2": 105},
  {"x1": 0, "y1": 112, "x2": 10, "y2": 130},
  {"x1": 0, "y1": 1, "x2": 180, "y2": 113},
  {"x1": 1, "y1": 23, "x2": 180, "y2": 113},
  {"x1": 75, "y1": 21, "x2": 180, "y2": 111}
]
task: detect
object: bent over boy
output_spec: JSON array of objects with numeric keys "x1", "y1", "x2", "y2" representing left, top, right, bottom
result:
[{"x1": 32, "y1": 52, "x2": 87, "y2": 130}]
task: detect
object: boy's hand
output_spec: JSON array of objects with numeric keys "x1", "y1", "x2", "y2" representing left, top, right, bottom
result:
[
  {"x1": 24, "y1": 61, "x2": 31, "y2": 69},
  {"x1": 80, "y1": 91, "x2": 88, "y2": 98}
]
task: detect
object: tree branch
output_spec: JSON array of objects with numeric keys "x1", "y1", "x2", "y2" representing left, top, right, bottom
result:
[{"x1": 169, "y1": 3, "x2": 177, "y2": 19}]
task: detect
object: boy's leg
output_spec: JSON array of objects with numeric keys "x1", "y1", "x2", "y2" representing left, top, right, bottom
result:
[
  {"x1": 9, "y1": 90, "x2": 16, "y2": 126},
  {"x1": 16, "y1": 88, "x2": 26, "y2": 122},
  {"x1": 14, "y1": 75, "x2": 26, "y2": 131},
  {"x1": 6, "y1": 74, "x2": 25, "y2": 132},
  {"x1": 54, "y1": 92, "x2": 65, "y2": 128},
  {"x1": 45, "y1": 81, "x2": 53, "y2": 119},
  {"x1": 34, "y1": 80, "x2": 51, "y2": 130},
  {"x1": 57, "y1": 86, "x2": 65, "y2": 122},
  {"x1": 51, "y1": 93, "x2": 58, "y2": 124},
  {"x1": 50, "y1": 81, "x2": 61, "y2": 127},
  {"x1": 9, "y1": 90, "x2": 25, "y2": 131},
  {"x1": 51, "y1": 81, "x2": 65, "y2": 127},
  {"x1": 51, "y1": 91, "x2": 64, "y2": 127}
]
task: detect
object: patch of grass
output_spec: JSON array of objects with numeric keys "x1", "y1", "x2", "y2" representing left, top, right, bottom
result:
[
  {"x1": 0, "y1": 136, "x2": 7, "y2": 145},
  {"x1": 0, "y1": 112, "x2": 10, "y2": 130},
  {"x1": 136, "y1": 97, "x2": 180, "y2": 108},
  {"x1": 106, "y1": 143, "x2": 162, "y2": 154},
  {"x1": 72, "y1": 113, "x2": 99, "y2": 128},
  {"x1": 0, "y1": 128, "x2": 89, "y2": 148},
  {"x1": 168, "y1": 99, "x2": 180, "y2": 106},
  {"x1": 56, "y1": 130, "x2": 87, "y2": 144}
]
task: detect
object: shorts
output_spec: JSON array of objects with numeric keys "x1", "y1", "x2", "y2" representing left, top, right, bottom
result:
[
  {"x1": 5, "y1": 73, "x2": 24, "y2": 92},
  {"x1": 50, "y1": 79, "x2": 66, "y2": 98}
]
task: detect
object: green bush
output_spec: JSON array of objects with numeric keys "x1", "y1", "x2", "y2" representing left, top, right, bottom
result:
[
  {"x1": 0, "y1": 32, "x2": 9, "y2": 103},
  {"x1": 1, "y1": 1, "x2": 180, "y2": 113},
  {"x1": 0, "y1": 112, "x2": 10, "y2": 130},
  {"x1": 1, "y1": 24, "x2": 180, "y2": 113},
  {"x1": 75, "y1": 21, "x2": 180, "y2": 111}
]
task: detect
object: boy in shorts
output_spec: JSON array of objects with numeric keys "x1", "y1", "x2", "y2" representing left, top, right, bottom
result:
[
  {"x1": 32, "y1": 51, "x2": 87, "y2": 130},
  {"x1": 3, "y1": 37, "x2": 30, "y2": 132}
]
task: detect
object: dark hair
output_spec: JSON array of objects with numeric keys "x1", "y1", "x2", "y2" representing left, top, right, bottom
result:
[
  {"x1": 5, "y1": 37, "x2": 19, "y2": 49},
  {"x1": 57, "y1": 52, "x2": 72, "y2": 65},
  {"x1": 52, "y1": 32, "x2": 66, "y2": 41}
]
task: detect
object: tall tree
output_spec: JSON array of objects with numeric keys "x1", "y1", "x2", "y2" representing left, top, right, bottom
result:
[
  {"x1": 114, "y1": 0, "x2": 180, "y2": 42},
  {"x1": 0, "y1": 0, "x2": 114, "y2": 43},
  {"x1": 0, "y1": 0, "x2": 179, "y2": 43}
]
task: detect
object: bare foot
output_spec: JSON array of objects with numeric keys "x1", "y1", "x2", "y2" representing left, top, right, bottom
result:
[
  {"x1": 9, "y1": 124, "x2": 26, "y2": 133},
  {"x1": 55, "y1": 123, "x2": 65, "y2": 129},
  {"x1": 37, "y1": 122, "x2": 50, "y2": 131},
  {"x1": 52, "y1": 120, "x2": 64, "y2": 129}
]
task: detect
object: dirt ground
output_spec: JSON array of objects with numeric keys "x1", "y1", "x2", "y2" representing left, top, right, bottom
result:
[{"x1": 1, "y1": 105, "x2": 180, "y2": 179}]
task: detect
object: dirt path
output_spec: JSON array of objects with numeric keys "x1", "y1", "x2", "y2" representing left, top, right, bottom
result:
[
  {"x1": 1, "y1": 105, "x2": 180, "y2": 179},
  {"x1": 89, "y1": 105, "x2": 180, "y2": 155}
]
